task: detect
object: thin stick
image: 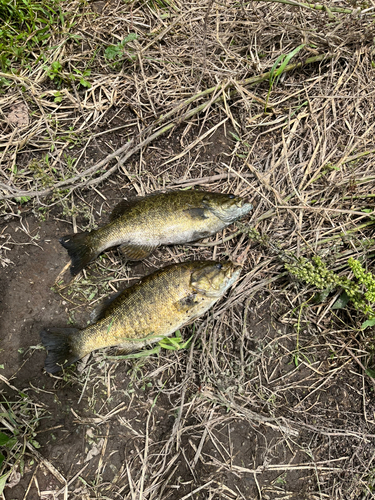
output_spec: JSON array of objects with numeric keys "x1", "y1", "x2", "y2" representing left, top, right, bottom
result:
[{"x1": 250, "y1": 0, "x2": 361, "y2": 15}]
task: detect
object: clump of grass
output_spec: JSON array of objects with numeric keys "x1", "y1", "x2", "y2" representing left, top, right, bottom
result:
[
  {"x1": 0, "y1": 0, "x2": 64, "y2": 76},
  {"x1": 265, "y1": 43, "x2": 305, "y2": 111}
]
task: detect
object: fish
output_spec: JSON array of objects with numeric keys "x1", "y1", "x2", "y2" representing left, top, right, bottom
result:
[
  {"x1": 60, "y1": 190, "x2": 252, "y2": 275},
  {"x1": 40, "y1": 260, "x2": 241, "y2": 374}
]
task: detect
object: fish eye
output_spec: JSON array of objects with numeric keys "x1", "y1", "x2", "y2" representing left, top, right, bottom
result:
[
  {"x1": 216, "y1": 263, "x2": 223, "y2": 269},
  {"x1": 228, "y1": 194, "x2": 235, "y2": 199}
]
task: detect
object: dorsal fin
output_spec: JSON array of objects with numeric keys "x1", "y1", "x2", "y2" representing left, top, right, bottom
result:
[
  {"x1": 90, "y1": 289, "x2": 125, "y2": 323},
  {"x1": 110, "y1": 198, "x2": 142, "y2": 221}
]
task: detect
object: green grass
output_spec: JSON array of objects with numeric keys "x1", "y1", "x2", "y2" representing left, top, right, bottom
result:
[
  {"x1": 0, "y1": 0, "x2": 64, "y2": 76},
  {"x1": 147, "y1": 0, "x2": 179, "y2": 13},
  {"x1": 265, "y1": 44, "x2": 305, "y2": 111}
]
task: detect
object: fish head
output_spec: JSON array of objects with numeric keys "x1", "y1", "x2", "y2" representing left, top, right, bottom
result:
[
  {"x1": 190, "y1": 261, "x2": 242, "y2": 297},
  {"x1": 202, "y1": 193, "x2": 253, "y2": 223}
]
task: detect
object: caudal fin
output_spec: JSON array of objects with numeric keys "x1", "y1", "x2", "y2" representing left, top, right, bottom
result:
[
  {"x1": 40, "y1": 327, "x2": 81, "y2": 373},
  {"x1": 60, "y1": 232, "x2": 97, "y2": 276}
]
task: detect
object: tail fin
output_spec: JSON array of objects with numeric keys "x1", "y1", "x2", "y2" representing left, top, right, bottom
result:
[
  {"x1": 40, "y1": 327, "x2": 81, "y2": 373},
  {"x1": 60, "y1": 232, "x2": 97, "y2": 276}
]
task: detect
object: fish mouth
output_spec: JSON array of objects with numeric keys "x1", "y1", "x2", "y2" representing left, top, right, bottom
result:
[
  {"x1": 237, "y1": 198, "x2": 252, "y2": 210},
  {"x1": 219, "y1": 262, "x2": 242, "y2": 293},
  {"x1": 232, "y1": 196, "x2": 252, "y2": 211},
  {"x1": 227, "y1": 262, "x2": 242, "y2": 276},
  {"x1": 190, "y1": 261, "x2": 242, "y2": 297},
  {"x1": 221, "y1": 261, "x2": 242, "y2": 282}
]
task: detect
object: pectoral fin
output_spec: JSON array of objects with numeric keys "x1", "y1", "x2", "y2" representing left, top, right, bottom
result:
[
  {"x1": 119, "y1": 243, "x2": 156, "y2": 261},
  {"x1": 176, "y1": 293, "x2": 198, "y2": 312},
  {"x1": 184, "y1": 207, "x2": 209, "y2": 219}
]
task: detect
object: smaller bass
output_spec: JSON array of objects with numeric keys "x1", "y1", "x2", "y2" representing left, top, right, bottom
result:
[
  {"x1": 60, "y1": 190, "x2": 252, "y2": 275},
  {"x1": 40, "y1": 260, "x2": 241, "y2": 373}
]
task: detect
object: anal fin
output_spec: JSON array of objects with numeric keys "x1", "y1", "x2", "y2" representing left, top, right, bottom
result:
[{"x1": 119, "y1": 243, "x2": 156, "y2": 261}]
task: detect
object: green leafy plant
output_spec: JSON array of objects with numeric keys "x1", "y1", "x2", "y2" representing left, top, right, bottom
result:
[
  {"x1": 45, "y1": 62, "x2": 91, "y2": 88},
  {"x1": 104, "y1": 33, "x2": 138, "y2": 61},
  {"x1": 285, "y1": 256, "x2": 375, "y2": 325},
  {"x1": 0, "y1": 432, "x2": 17, "y2": 471},
  {"x1": 15, "y1": 196, "x2": 30, "y2": 204},
  {"x1": 74, "y1": 68, "x2": 91, "y2": 88},
  {"x1": 45, "y1": 60, "x2": 63, "y2": 81},
  {"x1": 53, "y1": 90, "x2": 63, "y2": 103}
]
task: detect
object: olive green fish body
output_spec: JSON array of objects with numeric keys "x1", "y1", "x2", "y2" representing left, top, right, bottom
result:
[
  {"x1": 60, "y1": 191, "x2": 252, "y2": 275},
  {"x1": 40, "y1": 261, "x2": 241, "y2": 373}
]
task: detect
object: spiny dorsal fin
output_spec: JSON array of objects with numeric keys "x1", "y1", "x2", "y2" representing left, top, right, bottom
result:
[
  {"x1": 90, "y1": 289, "x2": 125, "y2": 323},
  {"x1": 110, "y1": 198, "x2": 142, "y2": 221}
]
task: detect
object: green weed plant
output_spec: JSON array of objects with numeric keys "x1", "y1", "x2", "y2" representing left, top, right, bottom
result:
[
  {"x1": 45, "y1": 61, "x2": 91, "y2": 88},
  {"x1": 236, "y1": 223, "x2": 375, "y2": 328},
  {"x1": 265, "y1": 44, "x2": 305, "y2": 111},
  {"x1": 285, "y1": 256, "x2": 375, "y2": 327},
  {"x1": 104, "y1": 33, "x2": 138, "y2": 64}
]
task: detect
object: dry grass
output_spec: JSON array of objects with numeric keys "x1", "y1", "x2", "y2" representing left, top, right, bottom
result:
[{"x1": 1, "y1": 0, "x2": 375, "y2": 499}]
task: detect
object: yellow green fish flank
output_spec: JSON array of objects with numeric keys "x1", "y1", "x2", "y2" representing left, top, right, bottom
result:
[
  {"x1": 60, "y1": 190, "x2": 252, "y2": 275},
  {"x1": 41, "y1": 260, "x2": 241, "y2": 373}
]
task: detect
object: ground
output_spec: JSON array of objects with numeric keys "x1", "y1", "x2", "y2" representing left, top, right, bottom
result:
[{"x1": 1, "y1": 1, "x2": 375, "y2": 499}]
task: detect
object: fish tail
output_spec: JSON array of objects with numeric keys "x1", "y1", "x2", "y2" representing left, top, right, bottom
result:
[
  {"x1": 60, "y1": 232, "x2": 98, "y2": 275},
  {"x1": 40, "y1": 327, "x2": 81, "y2": 373}
]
